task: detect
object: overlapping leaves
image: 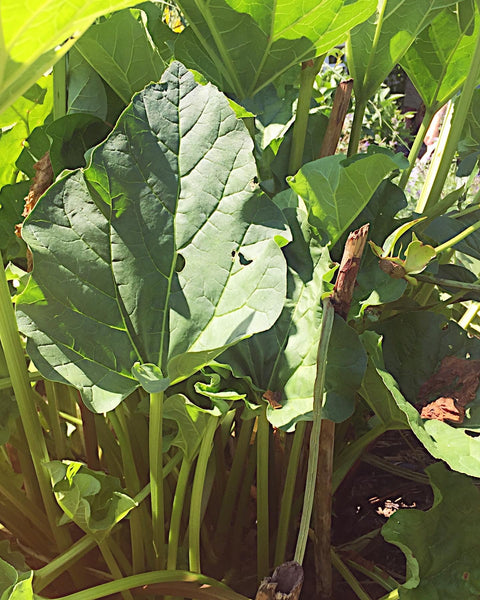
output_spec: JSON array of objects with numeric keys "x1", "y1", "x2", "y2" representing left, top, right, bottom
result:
[
  {"x1": 174, "y1": 0, "x2": 377, "y2": 99},
  {"x1": 217, "y1": 190, "x2": 367, "y2": 431},
  {"x1": 16, "y1": 62, "x2": 290, "y2": 413}
]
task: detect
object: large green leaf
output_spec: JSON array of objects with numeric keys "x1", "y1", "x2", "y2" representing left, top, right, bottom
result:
[
  {"x1": 16, "y1": 62, "x2": 290, "y2": 413},
  {"x1": 0, "y1": 0, "x2": 145, "y2": 114},
  {"x1": 383, "y1": 462, "x2": 480, "y2": 599},
  {"x1": 174, "y1": 0, "x2": 377, "y2": 99},
  {"x1": 346, "y1": 0, "x2": 457, "y2": 105},
  {"x1": 47, "y1": 461, "x2": 137, "y2": 539},
  {"x1": 75, "y1": 9, "x2": 168, "y2": 104},
  {"x1": 217, "y1": 190, "x2": 367, "y2": 431},
  {"x1": 400, "y1": 4, "x2": 479, "y2": 112},
  {"x1": 287, "y1": 149, "x2": 407, "y2": 247}
]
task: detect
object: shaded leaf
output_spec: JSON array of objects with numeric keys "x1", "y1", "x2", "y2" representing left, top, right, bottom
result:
[
  {"x1": 163, "y1": 394, "x2": 209, "y2": 460},
  {"x1": 376, "y1": 312, "x2": 480, "y2": 478},
  {"x1": 0, "y1": 183, "x2": 29, "y2": 261},
  {"x1": 382, "y1": 462, "x2": 480, "y2": 599},
  {"x1": 67, "y1": 47, "x2": 108, "y2": 120},
  {"x1": 75, "y1": 9, "x2": 167, "y2": 104},
  {"x1": 358, "y1": 331, "x2": 408, "y2": 429},
  {"x1": 16, "y1": 62, "x2": 290, "y2": 413},
  {"x1": 174, "y1": 0, "x2": 377, "y2": 99},
  {"x1": 47, "y1": 114, "x2": 111, "y2": 176}
]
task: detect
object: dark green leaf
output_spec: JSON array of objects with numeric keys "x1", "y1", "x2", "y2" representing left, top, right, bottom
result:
[
  {"x1": 47, "y1": 114, "x2": 111, "y2": 176},
  {"x1": 383, "y1": 462, "x2": 480, "y2": 599},
  {"x1": 16, "y1": 62, "x2": 290, "y2": 413},
  {"x1": 67, "y1": 47, "x2": 108, "y2": 119}
]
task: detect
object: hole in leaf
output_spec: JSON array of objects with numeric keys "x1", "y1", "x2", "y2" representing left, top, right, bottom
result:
[
  {"x1": 465, "y1": 430, "x2": 480, "y2": 438},
  {"x1": 175, "y1": 253, "x2": 185, "y2": 273},
  {"x1": 239, "y1": 252, "x2": 252, "y2": 266}
]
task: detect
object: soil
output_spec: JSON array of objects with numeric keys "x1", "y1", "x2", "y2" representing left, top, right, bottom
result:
[{"x1": 301, "y1": 429, "x2": 436, "y2": 599}]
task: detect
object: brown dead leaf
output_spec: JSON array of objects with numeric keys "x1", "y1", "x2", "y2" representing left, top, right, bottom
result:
[
  {"x1": 263, "y1": 390, "x2": 282, "y2": 409},
  {"x1": 418, "y1": 356, "x2": 480, "y2": 423}
]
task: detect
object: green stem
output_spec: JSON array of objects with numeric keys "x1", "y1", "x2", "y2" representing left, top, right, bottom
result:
[
  {"x1": 214, "y1": 417, "x2": 254, "y2": 551},
  {"x1": 398, "y1": 107, "x2": 435, "y2": 190},
  {"x1": 150, "y1": 390, "x2": 165, "y2": 569},
  {"x1": 167, "y1": 457, "x2": 192, "y2": 570},
  {"x1": 44, "y1": 381, "x2": 67, "y2": 459},
  {"x1": 0, "y1": 371, "x2": 42, "y2": 390},
  {"x1": 0, "y1": 252, "x2": 70, "y2": 551},
  {"x1": 294, "y1": 299, "x2": 335, "y2": 564},
  {"x1": 256, "y1": 404, "x2": 270, "y2": 580},
  {"x1": 109, "y1": 407, "x2": 145, "y2": 573},
  {"x1": 347, "y1": 97, "x2": 367, "y2": 157},
  {"x1": 420, "y1": 30, "x2": 480, "y2": 212},
  {"x1": 331, "y1": 548, "x2": 373, "y2": 600},
  {"x1": 274, "y1": 421, "x2": 306, "y2": 566},
  {"x1": 288, "y1": 57, "x2": 324, "y2": 175},
  {"x1": 52, "y1": 571, "x2": 250, "y2": 600},
  {"x1": 332, "y1": 422, "x2": 386, "y2": 494},
  {"x1": 34, "y1": 535, "x2": 96, "y2": 592},
  {"x1": 97, "y1": 540, "x2": 134, "y2": 600},
  {"x1": 0, "y1": 461, "x2": 52, "y2": 538},
  {"x1": 434, "y1": 217, "x2": 480, "y2": 254},
  {"x1": 189, "y1": 415, "x2": 219, "y2": 573}
]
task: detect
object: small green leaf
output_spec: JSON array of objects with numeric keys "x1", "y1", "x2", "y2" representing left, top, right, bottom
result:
[
  {"x1": 47, "y1": 461, "x2": 137, "y2": 539},
  {"x1": 383, "y1": 462, "x2": 480, "y2": 599},
  {"x1": 403, "y1": 239, "x2": 436, "y2": 274},
  {"x1": 132, "y1": 363, "x2": 170, "y2": 394}
]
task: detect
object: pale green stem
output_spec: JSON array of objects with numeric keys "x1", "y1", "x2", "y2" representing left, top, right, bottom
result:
[
  {"x1": 294, "y1": 299, "x2": 335, "y2": 564},
  {"x1": 0, "y1": 252, "x2": 70, "y2": 551},
  {"x1": 109, "y1": 408, "x2": 145, "y2": 573},
  {"x1": 189, "y1": 415, "x2": 219, "y2": 573},
  {"x1": 150, "y1": 390, "x2": 165, "y2": 569},
  {"x1": 416, "y1": 101, "x2": 454, "y2": 213},
  {"x1": 274, "y1": 421, "x2": 306, "y2": 566},
  {"x1": 0, "y1": 371, "x2": 42, "y2": 390},
  {"x1": 51, "y1": 570, "x2": 250, "y2": 600},
  {"x1": 97, "y1": 540, "x2": 134, "y2": 600},
  {"x1": 167, "y1": 457, "x2": 192, "y2": 570},
  {"x1": 434, "y1": 217, "x2": 480, "y2": 254},
  {"x1": 398, "y1": 107, "x2": 435, "y2": 190},
  {"x1": 459, "y1": 302, "x2": 479, "y2": 329},
  {"x1": 256, "y1": 404, "x2": 270, "y2": 580}
]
